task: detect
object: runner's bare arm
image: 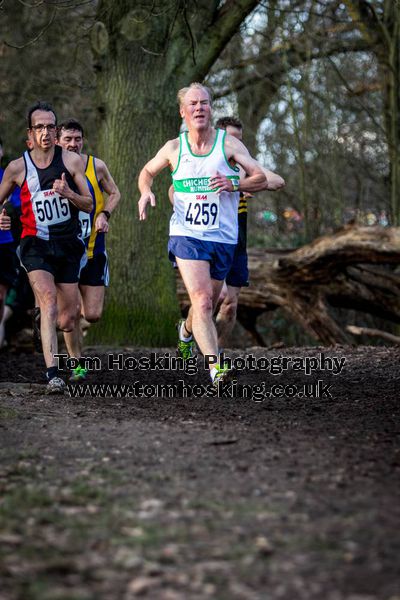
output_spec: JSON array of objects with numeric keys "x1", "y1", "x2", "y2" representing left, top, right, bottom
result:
[
  {"x1": 94, "y1": 159, "x2": 121, "y2": 232},
  {"x1": 168, "y1": 184, "x2": 174, "y2": 206},
  {"x1": 54, "y1": 151, "x2": 92, "y2": 213},
  {"x1": 227, "y1": 155, "x2": 284, "y2": 192},
  {"x1": 138, "y1": 139, "x2": 178, "y2": 221},
  {"x1": 228, "y1": 161, "x2": 284, "y2": 193},
  {"x1": 261, "y1": 167, "x2": 285, "y2": 191},
  {"x1": 0, "y1": 159, "x2": 24, "y2": 205},
  {"x1": 209, "y1": 136, "x2": 266, "y2": 193}
]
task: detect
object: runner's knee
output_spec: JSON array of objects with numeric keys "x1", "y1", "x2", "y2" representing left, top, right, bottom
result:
[
  {"x1": 84, "y1": 309, "x2": 101, "y2": 323},
  {"x1": 218, "y1": 286, "x2": 228, "y2": 304},
  {"x1": 219, "y1": 296, "x2": 238, "y2": 322},
  {"x1": 191, "y1": 290, "x2": 213, "y2": 316},
  {"x1": 57, "y1": 310, "x2": 77, "y2": 332}
]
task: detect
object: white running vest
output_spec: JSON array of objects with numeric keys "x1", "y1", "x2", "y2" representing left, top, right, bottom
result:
[{"x1": 170, "y1": 129, "x2": 240, "y2": 244}]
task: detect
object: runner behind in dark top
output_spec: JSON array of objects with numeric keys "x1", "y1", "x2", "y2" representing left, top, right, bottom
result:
[
  {"x1": 57, "y1": 118, "x2": 121, "y2": 382},
  {"x1": 214, "y1": 117, "x2": 285, "y2": 351}
]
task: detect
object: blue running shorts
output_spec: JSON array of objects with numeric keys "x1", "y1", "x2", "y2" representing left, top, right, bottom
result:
[
  {"x1": 168, "y1": 236, "x2": 236, "y2": 281},
  {"x1": 225, "y1": 248, "x2": 249, "y2": 287}
]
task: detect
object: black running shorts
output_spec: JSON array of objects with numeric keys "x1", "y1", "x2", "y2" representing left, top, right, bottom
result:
[
  {"x1": 19, "y1": 236, "x2": 85, "y2": 284},
  {"x1": 0, "y1": 242, "x2": 18, "y2": 287},
  {"x1": 79, "y1": 251, "x2": 109, "y2": 287}
]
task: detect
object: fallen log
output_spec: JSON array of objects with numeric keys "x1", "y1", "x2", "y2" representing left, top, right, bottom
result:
[
  {"x1": 176, "y1": 226, "x2": 400, "y2": 345},
  {"x1": 346, "y1": 325, "x2": 400, "y2": 345}
]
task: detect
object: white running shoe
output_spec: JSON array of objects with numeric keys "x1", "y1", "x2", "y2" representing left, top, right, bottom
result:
[{"x1": 46, "y1": 377, "x2": 66, "y2": 395}]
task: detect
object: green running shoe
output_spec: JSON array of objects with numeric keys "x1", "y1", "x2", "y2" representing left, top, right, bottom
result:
[
  {"x1": 177, "y1": 338, "x2": 195, "y2": 360},
  {"x1": 212, "y1": 363, "x2": 235, "y2": 386},
  {"x1": 69, "y1": 365, "x2": 88, "y2": 383},
  {"x1": 176, "y1": 318, "x2": 195, "y2": 360}
]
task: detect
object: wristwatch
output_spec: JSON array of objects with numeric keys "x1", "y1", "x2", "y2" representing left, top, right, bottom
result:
[
  {"x1": 231, "y1": 182, "x2": 240, "y2": 192},
  {"x1": 101, "y1": 210, "x2": 111, "y2": 220}
]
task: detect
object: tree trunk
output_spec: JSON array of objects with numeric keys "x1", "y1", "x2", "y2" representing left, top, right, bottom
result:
[
  {"x1": 93, "y1": 25, "x2": 181, "y2": 344},
  {"x1": 90, "y1": 0, "x2": 260, "y2": 345},
  {"x1": 385, "y1": 5, "x2": 400, "y2": 226},
  {"x1": 344, "y1": 0, "x2": 400, "y2": 225}
]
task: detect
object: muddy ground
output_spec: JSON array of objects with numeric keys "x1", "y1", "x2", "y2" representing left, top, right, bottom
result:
[{"x1": 0, "y1": 345, "x2": 399, "y2": 600}]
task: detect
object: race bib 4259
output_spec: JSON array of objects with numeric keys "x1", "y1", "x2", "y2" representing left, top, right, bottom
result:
[{"x1": 184, "y1": 192, "x2": 219, "y2": 231}]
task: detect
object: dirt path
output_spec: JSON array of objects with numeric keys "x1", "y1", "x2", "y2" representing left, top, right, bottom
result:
[{"x1": 0, "y1": 346, "x2": 399, "y2": 600}]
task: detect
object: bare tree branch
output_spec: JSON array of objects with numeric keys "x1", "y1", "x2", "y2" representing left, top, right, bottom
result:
[
  {"x1": 177, "y1": 0, "x2": 261, "y2": 82},
  {"x1": 347, "y1": 325, "x2": 400, "y2": 344},
  {"x1": 327, "y1": 56, "x2": 386, "y2": 134},
  {"x1": 213, "y1": 35, "x2": 372, "y2": 100},
  {"x1": 5, "y1": 7, "x2": 56, "y2": 48}
]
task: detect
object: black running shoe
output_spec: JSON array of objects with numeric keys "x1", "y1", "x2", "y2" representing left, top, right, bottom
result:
[{"x1": 32, "y1": 306, "x2": 42, "y2": 353}]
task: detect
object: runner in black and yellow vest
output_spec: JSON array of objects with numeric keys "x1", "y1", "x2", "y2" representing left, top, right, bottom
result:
[
  {"x1": 57, "y1": 119, "x2": 121, "y2": 382},
  {"x1": 214, "y1": 117, "x2": 285, "y2": 351}
]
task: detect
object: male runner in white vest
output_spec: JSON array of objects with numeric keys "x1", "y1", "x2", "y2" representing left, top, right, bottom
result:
[{"x1": 138, "y1": 83, "x2": 266, "y2": 384}]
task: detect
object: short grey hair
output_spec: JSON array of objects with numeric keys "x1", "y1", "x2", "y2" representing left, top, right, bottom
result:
[{"x1": 177, "y1": 82, "x2": 212, "y2": 107}]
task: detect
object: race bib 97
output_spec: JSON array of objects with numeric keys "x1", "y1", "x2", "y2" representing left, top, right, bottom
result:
[
  {"x1": 33, "y1": 190, "x2": 70, "y2": 226},
  {"x1": 79, "y1": 210, "x2": 92, "y2": 239},
  {"x1": 184, "y1": 192, "x2": 220, "y2": 231}
]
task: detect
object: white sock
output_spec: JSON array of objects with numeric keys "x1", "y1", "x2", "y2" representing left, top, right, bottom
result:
[
  {"x1": 179, "y1": 321, "x2": 192, "y2": 342},
  {"x1": 210, "y1": 367, "x2": 218, "y2": 381}
]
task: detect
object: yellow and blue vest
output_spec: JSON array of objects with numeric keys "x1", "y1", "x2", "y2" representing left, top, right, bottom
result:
[{"x1": 85, "y1": 155, "x2": 105, "y2": 259}]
